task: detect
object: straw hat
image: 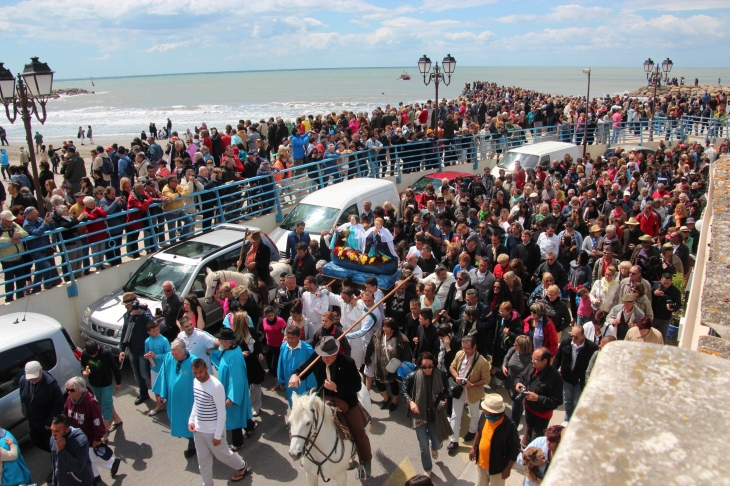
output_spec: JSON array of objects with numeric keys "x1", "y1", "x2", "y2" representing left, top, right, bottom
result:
[
  {"x1": 480, "y1": 394, "x2": 506, "y2": 414},
  {"x1": 639, "y1": 235, "x2": 653, "y2": 242},
  {"x1": 626, "y1": 217, "x2": 639, "y2": 226},
  {"x1": 590, "y1": 224, "x2": 601, "y2": 233}
]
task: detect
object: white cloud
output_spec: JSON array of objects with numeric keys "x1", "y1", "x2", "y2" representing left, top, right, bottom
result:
[
  {"x1": 495, "y1": 5, "x2": 613, "y2": 23},
  {"x1": 145, "y1": 41, "x2": 190, "y2": 53},
  {"x1": 420, "y1": 0, "x2": 498, "y2": 12},
  {"x1": 88, "y1": 54, "x2": 111, "y2": 61},
  {"x1": 625, "y1": 0, "x2": 729, "y2": 11}
]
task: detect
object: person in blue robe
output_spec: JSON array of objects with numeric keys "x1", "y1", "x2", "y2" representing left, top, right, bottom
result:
[
  {"x1": 277, "y1": 326, "x2": 317, "y2": 407},
  {"x1": 210, "y1": 328, "x2": 253, "y2": 451},
  {"x1": 152, "y1": 338, "x2": 198, "y2": 457},
  {"x1": 0, "y1": 427, "x2": 33, "y2": 486}
]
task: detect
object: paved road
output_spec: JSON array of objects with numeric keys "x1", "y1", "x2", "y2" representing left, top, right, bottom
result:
[{"x1": 20, "y1": 365, "x2": 559, "y2": 485}]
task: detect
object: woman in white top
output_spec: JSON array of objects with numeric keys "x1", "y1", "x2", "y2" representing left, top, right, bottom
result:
[
  {"x1": 582, "y1": 310, "x2": 617, "y2": 346},
  {"x1": 589, "y1": 265, "x2": 620, "y2": 313},
  {"x1": 419, "y1": 281, "x2": 443, "y2": 316}
]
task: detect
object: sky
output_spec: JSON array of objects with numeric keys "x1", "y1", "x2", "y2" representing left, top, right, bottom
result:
[{"x1": 0, "y1": 0, "x2": 728, "y2": 79}]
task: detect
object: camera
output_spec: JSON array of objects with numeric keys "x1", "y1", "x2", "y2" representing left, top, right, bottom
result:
[
  {"x1": 515, "y1": 386, "x2": 528, "y2": 401},
  {"x1": 131, "y1": 301, "x2": 148, "y2": 312}
]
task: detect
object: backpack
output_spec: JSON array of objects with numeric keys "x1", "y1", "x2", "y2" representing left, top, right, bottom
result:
[{"x1": 101, "y1": 157, "x2": 114, "y2": 175}]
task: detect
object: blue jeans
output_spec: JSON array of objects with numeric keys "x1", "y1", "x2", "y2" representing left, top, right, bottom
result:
[
  {"x1": 29, "y1": 251, "x2": 53, "y2": 291},
  {"x1": 563, "y1": 381, "x2": 582, "y2": 422},
  {"x1": 415, "y1": 422, "x2": 442, "y2": 473},
  {"x1": 167, "y1": 211, "x2": 194, "y2": 242},
  {"x1": 510, "y1": 398, "x2": 524, "y2": 428},
  {"x1": 128, "y1": 350, "x2": 150, "y2": 397}
]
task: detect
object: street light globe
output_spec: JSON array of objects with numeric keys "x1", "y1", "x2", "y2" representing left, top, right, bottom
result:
[
  {"x1": 442, "y1": 54, "x2": 456, "y2": 75},
  {"x1": 0, "y1": 63, "x2": 16, "y2": 101},
  {"x1": 662, "y1": 58, "x2": 673, "y2": 74},
  {"x1": 22, "y1": 57, "x2": 54, "y2": 99},
  {"x1": 582, "y1": 68, "x2": 591, "y2": 75},
  {"x1": 643, "y1": 58, "x2": 654, "y2": 74},
  {"x1": 418, "y1": 55, "x2": 432, "y2": 75}
]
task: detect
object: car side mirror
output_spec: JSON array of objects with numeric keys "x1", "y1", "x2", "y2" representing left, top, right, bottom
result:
[{"x1": 192, "y1": 289, "x2": 205, "y2": 298}]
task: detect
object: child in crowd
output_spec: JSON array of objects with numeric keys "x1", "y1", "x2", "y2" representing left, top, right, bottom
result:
[
  {"x1": 576, "y1": 287, "x2": 593, "y2": 326},
  {"x1": 144, "y1": 320, "x2": 170, "y2": 417}
]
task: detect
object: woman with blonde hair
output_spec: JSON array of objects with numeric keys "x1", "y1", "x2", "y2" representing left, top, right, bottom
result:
[{"x1": 230, "y1": 311, "x2": 265, "y2": 418}]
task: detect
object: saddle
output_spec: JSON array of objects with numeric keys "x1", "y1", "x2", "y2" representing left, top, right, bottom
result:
[{"x1": 327, "y1": 399, "x2": 371, "y2": 444}]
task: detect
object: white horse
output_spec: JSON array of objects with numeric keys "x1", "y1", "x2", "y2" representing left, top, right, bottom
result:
[
  {"x1": 288, "y1": 392, "x2": 354, "y2": 486},
  {"x1": 203, "y1": 269, "x2": 256, "y2": 305}
]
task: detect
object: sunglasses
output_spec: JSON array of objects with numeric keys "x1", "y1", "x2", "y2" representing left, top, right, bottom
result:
[
  {"x1": 421, "y1": 365, "x2": 434, "y2": 370},
  {"x1": 65, "y1": 388, "x2": 76, "y2": 393}
]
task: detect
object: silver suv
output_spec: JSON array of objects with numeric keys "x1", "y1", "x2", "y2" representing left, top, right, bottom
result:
[
  {"x1": 0, "y1": 312, "x2": 81, "y2": 442},
  {"x1": 80, "y1": 224, "x2": 288, "y2": 353}
]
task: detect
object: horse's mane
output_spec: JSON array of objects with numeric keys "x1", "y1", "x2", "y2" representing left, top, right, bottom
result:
[
  {"x1": 288, "y1": 391, "x2": 333, "y2": 426},
  {"x1": 204, "y1": 270, "x2": 253, "y2": 287}
]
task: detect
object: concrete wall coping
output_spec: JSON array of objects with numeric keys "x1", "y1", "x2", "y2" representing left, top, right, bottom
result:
[{"x1": 544, "y1": 341, "x2": 730, "y2": 485}]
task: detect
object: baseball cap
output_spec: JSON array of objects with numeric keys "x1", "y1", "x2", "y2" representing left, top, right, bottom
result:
[
  {"x1": 104, "y1": 146, "x2": 113, "y2": 152},
  {"x1": 622, "y1": 294, "x2": 636, "y2": 303},
  {"x1": 247, "y1": 149, "x2": 258, "y2": 156},
  {"x1": 0, "y1": 210, "x2": 15, "y2": 221},
  {"x1": 23, "y1": 206, "x2": 35, "y2": 217},
  {"x1": 25, "y1": 361, "x2": 42, "y2": 379}
]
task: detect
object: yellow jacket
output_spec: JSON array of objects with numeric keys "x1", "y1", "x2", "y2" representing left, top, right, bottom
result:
[
  {"x1": 162, "y1": 183, "x2": 190, "y2": 212},
  {"x1": 0, "y1": 222, "x2": 28, "y2": 261},
  {"x1": 449, "y1": 350, "x2": 492, "y2": 404}
]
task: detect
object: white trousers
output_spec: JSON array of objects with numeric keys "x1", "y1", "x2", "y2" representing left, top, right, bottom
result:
[
  {"x1": 349, "y1": 338, "x2": 364, "y2": 369},
  {"x1": 250, "y1": 384, "x2": 262, "y2": 413},
  {"x1": 193, "y1": 431, "x2": 246, "y2": 486},
  {"x1": 89, "y1": 448, "x2": 114, "y2": 477},
  {"x1": 449, "y1": 395, "x2": 481, "y2": 442}
]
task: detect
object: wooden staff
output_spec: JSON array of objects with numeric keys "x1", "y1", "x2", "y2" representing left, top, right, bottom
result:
[{"x1": 296, "y1": 276, "x2": 414, "y2": 378}]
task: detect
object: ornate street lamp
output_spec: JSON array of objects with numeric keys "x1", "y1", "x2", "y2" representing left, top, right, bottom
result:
[
  {"x1": 644, "y1": 57, "x2": 673, "y2": 141},
  {"x1": 0, "y1": 57, "x2": 55, "y2": 208},
  {"x1": 419, "y1": 54, "x2": 457, "y2": 137}
]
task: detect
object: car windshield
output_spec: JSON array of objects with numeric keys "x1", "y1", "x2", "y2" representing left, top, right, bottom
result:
[
  {"x1": 123, "y1": 258, "x2": 196, "y2": 300},
  {"x1": 280, "y1": 203, "x2": 341, "y2": 234},
  {"x1": 411, "y1": 176, "x2": 443, "y2": 193},
  {"x1": 164, "y1": 241, "x2": 218, "y2": 259},
  {"x1": 499, "y1": 152, "x2": 539, "y2": 170}
]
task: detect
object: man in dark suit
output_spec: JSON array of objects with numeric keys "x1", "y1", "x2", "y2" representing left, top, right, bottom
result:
[
  {"x1": 553, "y1": 326, "x2": 597, "y2": 424},
  {"x1": 291, "y1": 241, "x2": 317, "y2": 287},
  {"x1": 484, "y1": 233, "x2": 509, "y2": 270},
  {"x1": 515, "y1": 230, "x2": 541, "y2": 280},
  {"x1": 385, "y1": 279, "x2": 416, "y2": 329}
]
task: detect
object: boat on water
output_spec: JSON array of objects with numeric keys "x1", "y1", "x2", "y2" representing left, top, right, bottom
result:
[{"x1": 398, "y1": 72, "x2": 411, "y2": 81}]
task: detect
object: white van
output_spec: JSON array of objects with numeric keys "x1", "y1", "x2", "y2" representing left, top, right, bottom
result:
[
  {"x1": 269, "y1": 179, "x2": 400, "y2": 259},
  {"x1": 498, "y1": 141, "x2": 582, "y2": 172}
]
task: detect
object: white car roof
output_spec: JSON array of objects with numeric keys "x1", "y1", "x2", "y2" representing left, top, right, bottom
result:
[
  {"x1": 300, "y1": 179, "x2": 395, "y2": 208},
  {"x1": 509, "y1": 141, "x2": 578, "y2": 156},
  {"x1": 0, "y1": 313, "x2": 63, "y2": 350}
]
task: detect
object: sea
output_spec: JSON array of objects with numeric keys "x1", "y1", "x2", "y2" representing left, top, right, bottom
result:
[{"x1": 3, "y1": 65, "x2": 729, "y2": 140}]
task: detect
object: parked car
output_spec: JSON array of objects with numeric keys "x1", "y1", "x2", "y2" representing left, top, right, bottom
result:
[
  {"x1": 0, "y1": 312, "x2": 81, "y2": 442},
  {"x1": 270, "y1": 179, "x2": 400, "y2": 259},
  {"x1": 498, "y1": 141, "x2": 582, "y2": 172},
  {"x1": 80, "y1": 224, "x2": 289, "y2": 353},
  {"x1": 602, "y1": 145, "x2": 656, "y2": 161},
  {"x1": 406, "y1": 171, "x2": 475, "y2": 207}
]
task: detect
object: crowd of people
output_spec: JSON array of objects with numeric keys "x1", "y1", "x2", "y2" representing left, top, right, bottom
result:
[{"x1": 0, "y1": 75, "x2": 726, "y2": 485}]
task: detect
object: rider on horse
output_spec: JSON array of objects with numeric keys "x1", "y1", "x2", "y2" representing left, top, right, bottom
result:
[{"x1": 289, "y1": 336, "x2": 372, "y2": 477}]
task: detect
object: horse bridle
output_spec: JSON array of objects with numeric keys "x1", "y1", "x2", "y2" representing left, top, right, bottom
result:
[{"x1": 290, "y1": 400, "x2": 347, "y2": 483}]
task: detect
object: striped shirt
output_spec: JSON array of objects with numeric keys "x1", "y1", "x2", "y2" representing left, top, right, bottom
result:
[{"x1": 189, "y1": 375, "x2": 226, "y2": 439}]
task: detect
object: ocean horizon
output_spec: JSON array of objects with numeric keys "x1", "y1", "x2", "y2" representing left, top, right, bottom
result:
[{"x1": 3, "y1": 65, "x2": 729, "y2": 141}]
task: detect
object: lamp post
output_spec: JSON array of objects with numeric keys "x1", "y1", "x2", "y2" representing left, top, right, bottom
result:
[
  {"x1": 418, "y1": 54, "x2": 456, "y2": 138},
  {"x1": 0, "y1": 57, "x2": 55, "y2": 210},
  {"x1": 643, "y1": 57, "x2": 673, "y2": 142},
  {"x1": 582, "y1": 68, "x2": 591, "y2": 158}
]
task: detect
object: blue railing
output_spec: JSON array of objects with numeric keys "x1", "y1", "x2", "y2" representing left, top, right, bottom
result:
[{"x1": 1, "y1": 114, "x2": 725, "y2": 301}]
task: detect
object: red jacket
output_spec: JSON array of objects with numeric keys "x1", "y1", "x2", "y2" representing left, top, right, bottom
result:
[
  {"x1": 127, "y1": 192, "x2": 153, "y2": 231},
  {"x1": 202, "y1": 135, "x2": 212, "y2": 154},
  {"x1": 84, "y1": 207, "x2": 108, "y2": 244},
  {"x1": 65, "y1": 392, "x2": 106, "y2": 444},
  {"x1": 523, "y1": 315, "x2": 558, "y2": 356},
  {"x1": 637, "y1": 210, "x2": 659, "y2": 237}
]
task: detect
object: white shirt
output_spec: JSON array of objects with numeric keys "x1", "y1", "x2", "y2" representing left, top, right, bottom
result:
[
  {"x1": 570, "y1": 340, "x2": 584, "y2": 370},
  {"x1": 178, "y1": 329, "x2": 216, "y2": 372},
  {"x1": 536, "y1": 232, "x2": 560, "y2": 259},
  {"x1": 189, "y1": 375, "x2": 226, "y2": 439},
  {"x1": 419, "y1": 272, "x2": 455, "y2": 303},
  {"x1": 583, "y1": 322, "x2": 617, "y2": 345},
  {"x1": 302, "y1": 290, "x2": 328, "y2": 328}
]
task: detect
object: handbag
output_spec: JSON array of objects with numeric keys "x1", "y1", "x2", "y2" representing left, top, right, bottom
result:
[
  {"x1": 448, "y1": 352, "x2": 479, "y2": 400},
  {"x1": 383, "y1": 334, "x2": 401, "y2": 374}
]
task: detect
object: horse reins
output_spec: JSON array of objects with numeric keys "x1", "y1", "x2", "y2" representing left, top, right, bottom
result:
[{"x1": 290, "y1": 400, "x2": 349, "y2": 483}]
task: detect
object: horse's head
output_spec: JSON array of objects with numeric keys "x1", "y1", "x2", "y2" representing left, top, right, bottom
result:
[
  {"x1": 287, "y1": 392, "x2": 321, "y2": 461},
  {"x1": 203, "y1": 268, "x2": 219, "y2": 304}
]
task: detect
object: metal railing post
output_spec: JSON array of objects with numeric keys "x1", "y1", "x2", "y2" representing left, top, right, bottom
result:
[
  {"x1": 57, "y1": 233, "x2": 78, "y2": 298},
  {"x1": 273, "y1": 182, "x2": 283, "y2": 223},
  {"x1": 395, "y1": 146, "x2": 402, "y2": 184},
  {"x1": 214, "y1": 187, "x2": 227, "y2": 223}
]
